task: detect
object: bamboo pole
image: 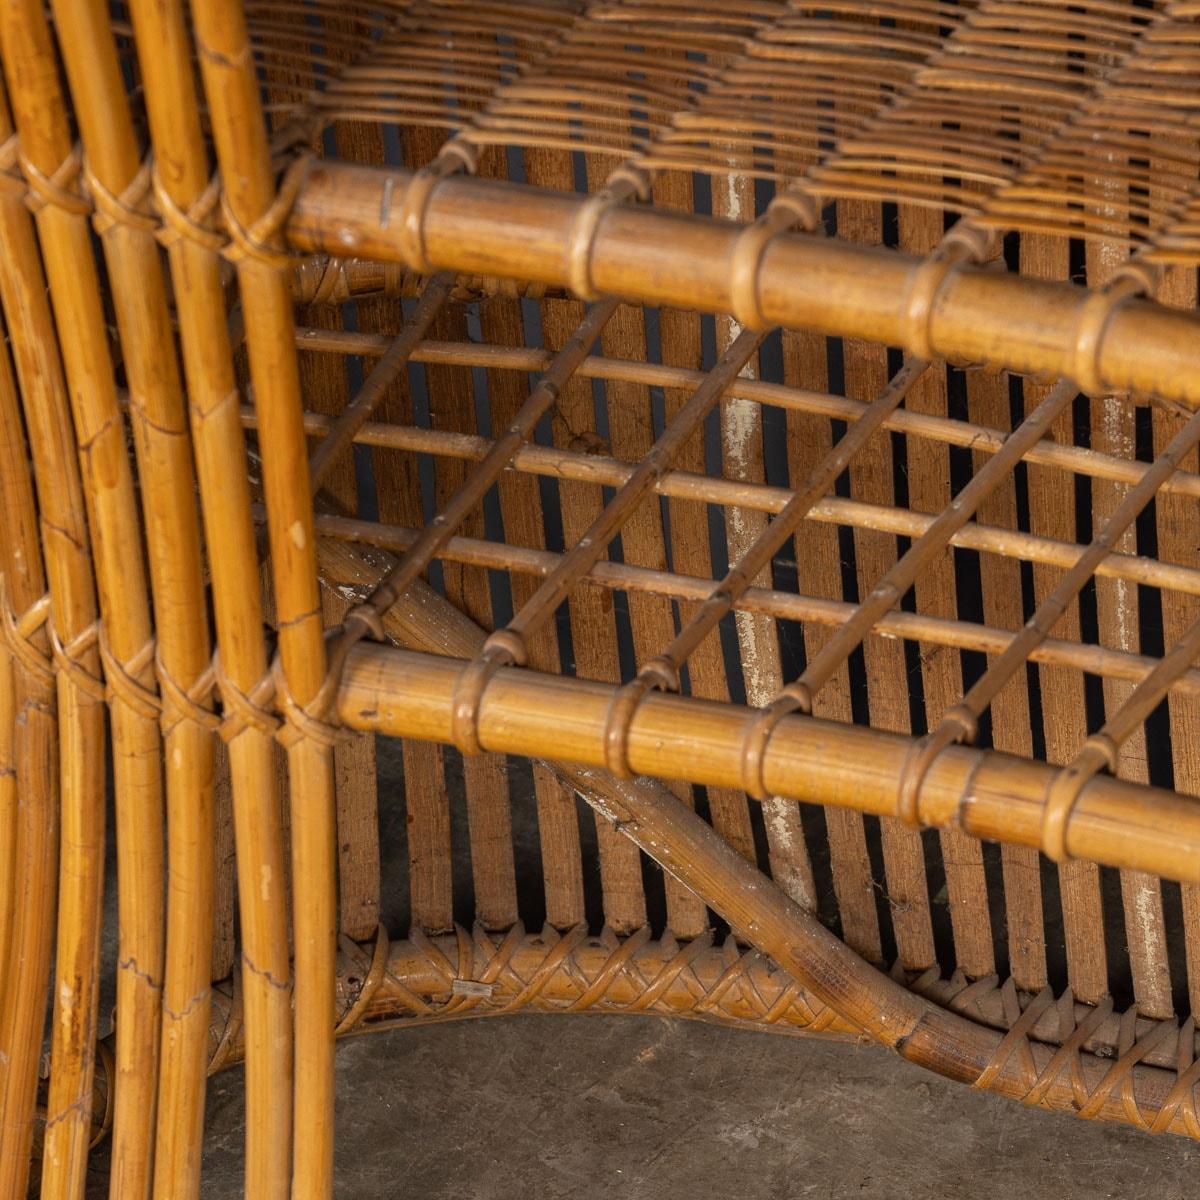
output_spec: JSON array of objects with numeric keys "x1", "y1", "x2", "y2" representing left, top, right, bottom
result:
[
  {"x1": 0, "y1": 7, "x2": 166, "y2": 1195},
  {"x1": 336, "y1": 643, "x2": 1200, "y2": 887},
  {"x1": 287, "y1": 163, "x2": 1200, "y2": 409},
  {"x1": 0, "y1": 291, "x2": 56, "y2": 1200},
  {"x1": 0, "y1": 75, "x2": 104, "y2": 1200},
  {"x1": 50, "y1": 3, "x2": 219, "y2": 1198},
  {"x1": 126, "y1": 0, "x2": 294, "y2": 1195},
  {"x1": 317, "y1": 543, "x2": 1200, "y2": 1137},
  {"x1": 191, "y1": 2, "x2": 337, "y2": 1195}
]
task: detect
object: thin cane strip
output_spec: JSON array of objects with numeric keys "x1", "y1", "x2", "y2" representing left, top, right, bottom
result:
[
  {"x1": 0, "y1": 74, "x2": 101, "y2": 1200},
  {"x1": 292, "y1": 330, "x2": 1200, "y2": 505},
  {"x1": 130, "y1": 0, "x2": 293, "y2": 1195},
  {"x1": 253, "y1": 401, "x2": 1200, "y2": 601},
  {"x1": 0, "y1": 5, "x2": 167, "y2": 1196},
  {"x1": 307, "y1": 271, "x2": 454, "y2": 492},
  {"x1": 894, "y1": 402, "x2": 1200, "y2": 827},
  {"x1": 53, "y1": 2, "x2": 221, "y2": 1196},
  {"x1": 310, "y1": 510, "x2": 1200, "y2": 702},
  {"x1": 449, "y1": 325, "x2": 766, "y2": 757},
  {"x1": 603, "y1": 355, "x2": 929, "y2": 775},
  {"x1": 335, "y1": 295, "x2": 618, "y2": 652}
]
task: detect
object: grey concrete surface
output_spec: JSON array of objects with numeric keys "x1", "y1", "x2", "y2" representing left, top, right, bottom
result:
[{"x1": 83, "y1": 1012, "x2": 1200, "y2": 1198}]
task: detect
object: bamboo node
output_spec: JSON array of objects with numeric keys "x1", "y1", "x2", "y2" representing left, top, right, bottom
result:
[
  {"x1": 730, "y1": 188, "x2": 818, "y2": 330},
  {"x1": 565, "y1": 171, "x2": 646, "y2": 301},
  {"x1": 1040, "y1": 738, "x2": 1116, "y2": 863},
  {"x1": 450, "y1": 636, "x2": 523, "y2": 756},
  {"x1": 397, "y1": 142, "x2": 475, "y2": 274},
  {"x1": 905, "y1": 223, "x2": 987, "y2": 363},
  {"x1": 602, "y1": 673, "x2": 659, "y2": 779}
]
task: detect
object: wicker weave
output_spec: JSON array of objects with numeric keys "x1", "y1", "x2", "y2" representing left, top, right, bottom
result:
[{"x1": 4, "y1": 1, "x2": 1200, "y2": 1196}]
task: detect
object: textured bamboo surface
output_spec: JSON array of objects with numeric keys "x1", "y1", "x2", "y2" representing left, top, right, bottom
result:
[{"x1": 8, "y1": 2, "x2": 1200, "y2": 1196}]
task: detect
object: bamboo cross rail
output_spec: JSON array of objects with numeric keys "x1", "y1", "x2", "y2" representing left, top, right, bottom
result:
[{"x1": 286, "y1": 163, "x2": 1200, "y2": 409}]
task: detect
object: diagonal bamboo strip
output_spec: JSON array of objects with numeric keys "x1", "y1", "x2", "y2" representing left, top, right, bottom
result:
[
  {"x1": 331, "y1": 294, "x2": 619, "y2": 652},
  {"x1": 310, "y1": 514, "x2": 1200, "y2": 701},
  {"x1": 897, "y1": 404, "x2": 1200, "y2": 827},
  {"x1": 286, "y1": 163, "x2": 1200, "y2": 410},
  {"x1": 51, "y1": 4, "x2": 220, "y2": 1199},
  {"x1": 0, "y1": 14, "x2": 159, "y2": 1198},
  {"x1": 291, "y1": 330, "x2": 1200, "y2": 503},
  {"x1": 127, "y1": 0, "x2": 294, "y2": 1195},
  {"x1": 191, "y1": 1, "x2": 338, "y2": 1195},
  {"x1": 447, "y1": 326, "x2": 767, "y2": 755},
  {"x1": 277, "y1": 409, "x2": 1200, "y2": 599},
  {"x1": 307, "y1": 272, "x2": 455, "y2": 491}
]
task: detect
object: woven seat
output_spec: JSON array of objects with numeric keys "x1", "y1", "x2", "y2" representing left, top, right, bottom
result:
[{"x1": 4, "y1": 0, "x2": 1200, "y2": 1195}]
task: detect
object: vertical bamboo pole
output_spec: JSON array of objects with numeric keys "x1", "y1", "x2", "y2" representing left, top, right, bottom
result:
[
  {"x1": 0, "y1": 76, "x2": 104, "y2": 1200},
  {"x1": 0, "y1": 320, "x2": 40, "y2": 1045},
  {"x1": 0, "y1": 302, "x2": 56, "y2": 1200},
  {"x1": 125, "y1": 0, "x2": 294, "y2": 1195},
  {"x1": 192, "y1": 1, "x2": 338, "y2": 1195},
  {"x1": 0, "y1": 4, "x2": 169, "y2": 1196},
  {"x1": 50, "y1": 1, "x2": 219, "y2": 1196}
]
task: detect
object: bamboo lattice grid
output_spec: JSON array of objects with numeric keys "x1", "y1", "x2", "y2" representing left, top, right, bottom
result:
[{"x1": 4, "y1": 0, "x2": 1200, "y2": 1196}]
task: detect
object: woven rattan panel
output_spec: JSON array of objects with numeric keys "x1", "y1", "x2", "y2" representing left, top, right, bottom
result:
[{"x1": 5, "y1": 1, "x2": 1200, "y2": 1198}]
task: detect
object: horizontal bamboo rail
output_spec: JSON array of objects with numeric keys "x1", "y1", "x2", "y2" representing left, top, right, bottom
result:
[
  {"x1": 280, "y1": 408, "x2": 1200, "y2": 600},
  {"x1": 287, "y1": 163, "x2": 1200, "y2": 407},
  {"x1": 334, "y1": 644, "x2": 1200, "y2": 887},
  {"x1": 310, "y1": 516, "x2": 1200, "y2": 700},
  {"x1": 293, "y1": 330, "x2": 1200, "y2": 502}
]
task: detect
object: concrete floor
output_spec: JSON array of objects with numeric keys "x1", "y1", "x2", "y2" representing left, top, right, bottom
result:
[{"x1": 83, "y1": 1011, "x2": 1200, "y2": 1198}]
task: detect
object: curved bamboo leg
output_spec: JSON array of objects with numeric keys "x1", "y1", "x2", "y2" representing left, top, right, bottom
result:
[
  {"x1": 0, "y1": 8, "x2": 164, "y2": 1197},
  {"x1": 126, "y1": 0, "x2": 294, "y2": 1195},
  {"x1": 0, "y1": 77, "x2": 104, "y2": 1200}
]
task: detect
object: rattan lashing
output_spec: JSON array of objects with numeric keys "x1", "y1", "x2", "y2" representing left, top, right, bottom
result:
[{"x1": 5, "y1": 0, "x2": 1200, "y2": 1196}]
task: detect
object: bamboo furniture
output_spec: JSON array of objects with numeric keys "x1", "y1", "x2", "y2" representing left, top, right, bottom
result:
[{"x1": 5, "y1": 0, "x2": 1200, "y2": 1195}]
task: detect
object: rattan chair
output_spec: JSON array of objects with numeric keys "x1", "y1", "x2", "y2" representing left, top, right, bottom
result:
[{"x1": 4, "y1": 0, "x2": 1200, "y2": 1195}]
